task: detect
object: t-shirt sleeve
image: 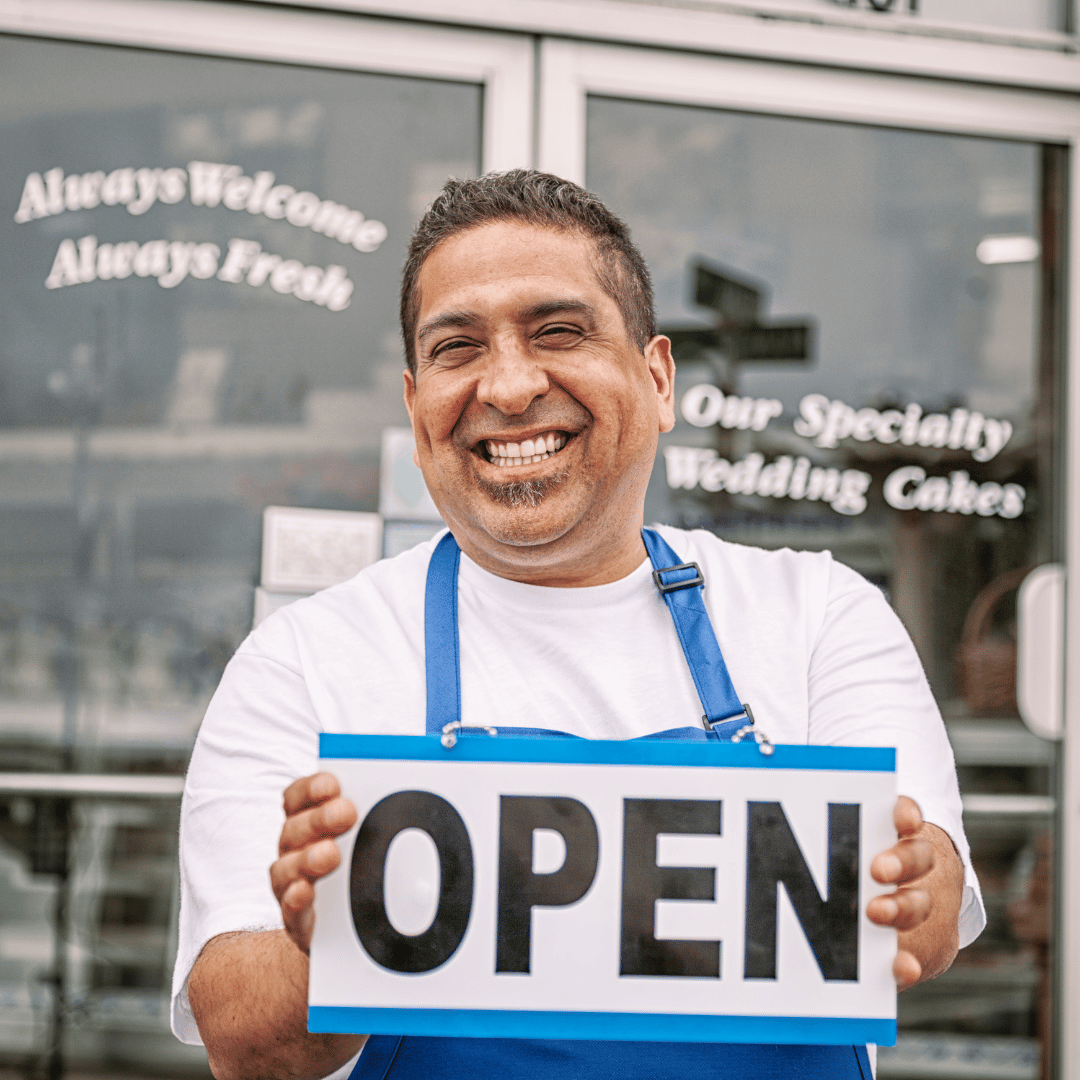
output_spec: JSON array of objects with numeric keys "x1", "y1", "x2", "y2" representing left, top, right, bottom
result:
[
  {"x1": 807, "y1": 557, "x2": 985, "y2": 950},
  {"x1": 170, "y1": 623, "x2": 322, "y2": 1045}
]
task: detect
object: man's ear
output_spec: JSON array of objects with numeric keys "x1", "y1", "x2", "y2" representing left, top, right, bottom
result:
[
  {"x1": 645, "y1": 335, "x2": 676, "y2": 433},
  {"x1": 403, "y1": 369, "x2": 421, "y2": 467},
  {"x1": 403, "y1": 368, "x2": 416, "y2": 422}
]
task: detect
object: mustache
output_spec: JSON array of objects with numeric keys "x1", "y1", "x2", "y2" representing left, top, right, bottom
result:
[{"x1": 454, "y1": 400, "x2": 591, "y2": 447}]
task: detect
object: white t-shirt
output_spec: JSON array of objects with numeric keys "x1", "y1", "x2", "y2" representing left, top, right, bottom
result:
[{"x1": 171, "y1": 525, "x2": 984, "y2": 1053}]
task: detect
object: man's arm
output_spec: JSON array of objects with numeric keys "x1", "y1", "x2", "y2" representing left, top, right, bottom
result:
[
  {"x1": 187, "y1": 774, "x2": 363, "y2": 1080},
  {"x1": 868, "y1": 795, "x2": 965, "y2": 990}
]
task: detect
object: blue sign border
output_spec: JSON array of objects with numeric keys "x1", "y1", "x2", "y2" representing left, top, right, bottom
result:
[
  {"x1": 308, "y1": 1005, "x2": 896, "y2": 1045},
  {"x1": 319, "y1": 732, "x2": 895, "y2": 772}
]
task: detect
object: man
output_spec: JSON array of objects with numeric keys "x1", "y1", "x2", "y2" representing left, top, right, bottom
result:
[{"x1": 172, "y1": 170, "x2": 981, "y2": 1080}]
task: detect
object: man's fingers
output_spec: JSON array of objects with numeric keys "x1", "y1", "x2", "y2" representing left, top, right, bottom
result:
[
  {"x1": 283, "y1": 772, "x2": 342, "y2": 817},
  {"x1": 894, "y1": 795, "x2": 924, "y2": 838},
  {"x1": 278, "y1": 796, "x2": 357, "y2": 855},
  {"x1": 871, "y1": 836, "x2": 933, "y2": 885},
  {"x1": 280, "y1": 880, "x2": 316, "y2": 953},
  {"x1": 867, "y1": 886, "x2": 931, "y2": 931},
  {"x1": 270, "y1": 838, "x2": 343, "y2": 901},
  {"x1": 281, "y1": 877, "x2": 314, "y2": 917},
  {"x1": 893, "y1": 949, "x2": 922, "y2": 991}
]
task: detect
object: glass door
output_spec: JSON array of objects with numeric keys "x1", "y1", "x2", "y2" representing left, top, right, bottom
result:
[
  {"x1": 0, "y1": 5, "x2": 531, "y2": 1074},
  {"x1": 541, "y1": 40, "x2": 1080, "y2": 1079}
]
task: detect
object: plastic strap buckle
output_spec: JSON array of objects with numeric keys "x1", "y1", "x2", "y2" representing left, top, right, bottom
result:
[
  {"x1": 652, "y1": 561, "x2": 704, "y2": 595},
  {"x1": 703, "y1": 700, "x2": 755, "y2": 732}
]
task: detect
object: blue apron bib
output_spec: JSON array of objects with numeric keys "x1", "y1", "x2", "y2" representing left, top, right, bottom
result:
[{"x1": 349, "y1": 530, "x2": 873, "y2": 1080}]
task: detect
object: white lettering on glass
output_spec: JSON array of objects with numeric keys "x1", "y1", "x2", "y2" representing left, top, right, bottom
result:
[
  {"x1": 13, "y1": 163, "x2": 387, "y2": 253},
  {"x1": 794, "y1": 393, "x2": 1012, "y2": 463},
  {"x1": 43, "y1": 235, "x2": 353, "y2": 311},
  {"x1": 883, "y1": 466, "x2": 1024, "y2": 520},
  {"x1": 663, "y1": 446, "x2": 871, "y2": 516},
  {"x1": 680, "y1": 384, "x2": 783, "y2": 432}
]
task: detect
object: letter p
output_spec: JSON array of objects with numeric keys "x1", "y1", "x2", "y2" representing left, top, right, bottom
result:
[{"x1": 496, "y1": 796, "x2": 599, "y2": 974}]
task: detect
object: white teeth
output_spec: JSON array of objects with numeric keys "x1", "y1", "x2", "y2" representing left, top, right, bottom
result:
[{"x1": 484, "y1": 431, "x2": 569, "y2": 467}]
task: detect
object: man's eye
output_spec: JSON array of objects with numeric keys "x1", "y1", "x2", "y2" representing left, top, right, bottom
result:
[
  {"x1": 432, "y1": 339, "x2": 478, "y2": 361},
  {"x1": 538, "y1": 325, "x2": 582, "y2": 343}
]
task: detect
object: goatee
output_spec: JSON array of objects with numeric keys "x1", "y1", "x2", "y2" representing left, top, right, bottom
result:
[{"x1": 477, "y1": 468, "x2": 569, "y2": 508}]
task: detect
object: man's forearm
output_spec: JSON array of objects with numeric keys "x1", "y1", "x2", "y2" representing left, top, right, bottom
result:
[
  {"x1": 188, "y1": 930, "x2": 365, "y2": 1080},
  {"x1": 899, "y1": 822, "x2": 965, "y2": 986}
]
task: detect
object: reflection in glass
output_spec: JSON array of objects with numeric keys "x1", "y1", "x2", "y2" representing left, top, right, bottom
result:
[
  {"x1": 587, "y1": 96, "x2": 1061, "y2": 1075},
  {"x1": 0, "y1": 33, "x2": 481, "y2": 1074}
]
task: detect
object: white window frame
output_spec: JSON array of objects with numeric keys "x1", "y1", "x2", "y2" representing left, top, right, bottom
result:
[
  {"x1": 238, "y1": 0, "x2": 1080, "y2": 95},
  {"x1": 540, "y1": 37, "x2": 1080, "y2": 1076},
  {"x1": 0, "y1": 0, "x2": 534, "y2": 173}
]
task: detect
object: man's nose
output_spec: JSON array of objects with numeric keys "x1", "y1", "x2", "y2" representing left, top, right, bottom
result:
[{"x1": 476, "y1": 339, "x2": 550, "y2": 416}]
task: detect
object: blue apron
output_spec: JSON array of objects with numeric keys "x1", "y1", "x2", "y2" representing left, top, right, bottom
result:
[{"x1": 349, "y1": 530, "x2": 873, "y2": 1080}]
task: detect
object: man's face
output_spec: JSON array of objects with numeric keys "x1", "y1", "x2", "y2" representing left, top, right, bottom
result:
[{"x1": 404, "y1": 221, "x2": 675, "y2": 581}]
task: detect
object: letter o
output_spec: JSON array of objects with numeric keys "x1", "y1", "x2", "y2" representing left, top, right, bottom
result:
[
  {"x1": 883, "y1": 466, "x2": 925, "y2": 511},
  {"x1": 680, "y1": 384, "x2": 725, "y2": 428},
  {"x1": 285, "y1": 190, "x2": 321, "y2": 227},
  {"x1": 350, "y1": 791, "x2": 474, "y2": 973}
]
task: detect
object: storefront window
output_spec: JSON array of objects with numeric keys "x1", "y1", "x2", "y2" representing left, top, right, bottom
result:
[
  {"x1": 588, "y1": 96, "x2": 1062, "y2": 1076},
  {"x1": 0, "y1": 32, "x2": 481, "y2": 1073}
]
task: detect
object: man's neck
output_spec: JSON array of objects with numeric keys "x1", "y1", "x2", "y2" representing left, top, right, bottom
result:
[{"x1": 451, "y1": 527, "x2": 650, "y2": 588}]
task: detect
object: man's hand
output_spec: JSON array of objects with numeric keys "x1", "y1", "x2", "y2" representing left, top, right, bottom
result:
[
  {"x1": 188, "y1": 775, "x2": 363, "y2": 1080},
  {"x1": 866, "y1": 795, "x2": 964, "y2": 990},
  {"x1": 270, "y1": 772, "x2": 358, "y2": 955}
]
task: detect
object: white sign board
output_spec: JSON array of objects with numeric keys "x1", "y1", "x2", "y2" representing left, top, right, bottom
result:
[{"x1": 310, "y1": 735, "x2": 897, "y2": 1046}]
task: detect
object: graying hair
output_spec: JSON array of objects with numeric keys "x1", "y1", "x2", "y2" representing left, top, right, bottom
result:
[{"x1": 399, "y1": 169, "x2": 657, "y2": 373}]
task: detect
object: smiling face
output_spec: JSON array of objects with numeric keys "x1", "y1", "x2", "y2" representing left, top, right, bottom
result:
[{"x1": 404, "y1": 221, "x2": 675, "y2": 586}]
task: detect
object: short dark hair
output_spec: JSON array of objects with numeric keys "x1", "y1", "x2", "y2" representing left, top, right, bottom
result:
[{"x1": 399, "y1": 169, "x2": 657, "y2": 373}]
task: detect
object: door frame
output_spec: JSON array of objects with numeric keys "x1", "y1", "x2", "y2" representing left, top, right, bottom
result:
[
  {"x1": 0, "y1": 0, "x2": 535, "y2": 173},
  {"x1": 539, "y1": 36, "x2": 1080, "y2": 1074}
]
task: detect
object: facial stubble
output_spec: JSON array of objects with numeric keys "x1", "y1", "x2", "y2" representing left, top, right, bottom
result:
[{"x1": 476, "y1": 465, "x2": 571, "y2": 509}]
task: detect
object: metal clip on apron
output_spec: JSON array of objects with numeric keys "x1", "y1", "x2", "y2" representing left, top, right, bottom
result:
[{"x1": 350, "y1": 529, "x2": 872, "y2": 1080}]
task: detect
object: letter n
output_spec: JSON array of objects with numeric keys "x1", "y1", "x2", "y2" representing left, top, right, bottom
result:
[{"x1": 743, "y1": 802, "x2": 859, "y2": 981}]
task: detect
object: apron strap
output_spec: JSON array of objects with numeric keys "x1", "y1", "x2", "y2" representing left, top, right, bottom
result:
[
  {"x1": 424, "y1": 531, "x2": 462, "y2": 737},
  {"x1": 641, "y1": 528, "x2": 748, "y2": 733},
  {"x1": 424, "y1": 529, "x2": 749, "y2": 737}
]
